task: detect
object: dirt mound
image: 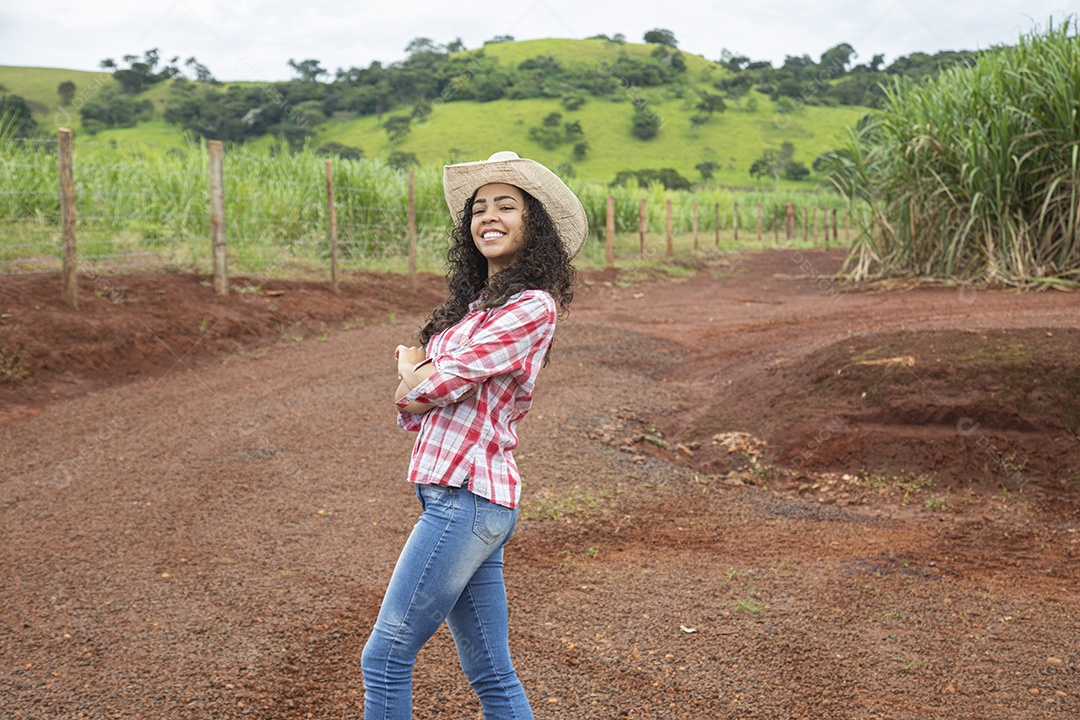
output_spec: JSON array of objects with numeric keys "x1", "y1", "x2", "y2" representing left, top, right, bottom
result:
[
  {"x1": 763, "y1": 328, "x2": 1080, "y2": 491},
  {"x1": 0, "y1": 271, "x2": 446, "y2": 416}
]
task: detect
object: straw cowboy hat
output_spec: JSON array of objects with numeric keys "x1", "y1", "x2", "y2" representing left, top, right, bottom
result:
[{"x1": 443, "y1": 151, "x2": 588, "y2": 259}]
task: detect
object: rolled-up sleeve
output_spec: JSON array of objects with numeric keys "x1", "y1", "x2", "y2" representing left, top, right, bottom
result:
[{"x1": 395, "y1": 292, "x2": 556, "y2": 411}]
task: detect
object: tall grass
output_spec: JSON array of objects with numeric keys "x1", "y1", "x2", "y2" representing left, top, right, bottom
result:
[
  {"x1": 835, "y1": 18, "x2": 1080, "y2": 287},
  {"x1": 1, "y1": 132, "x2": 850, "y2": 277}
]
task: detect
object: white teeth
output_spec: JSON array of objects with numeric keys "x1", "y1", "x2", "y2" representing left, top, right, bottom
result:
[{"x1": 482, "y1": 231, "x2": 504, "y2": 239}]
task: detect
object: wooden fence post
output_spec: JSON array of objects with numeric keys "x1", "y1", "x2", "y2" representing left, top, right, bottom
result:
[
  {"x1": 692, "y1": 202, "x2": 699, "y2": 250},
  {"x1": 785, "y1": 202, "x2": 795, "y2": 241},
  {"x1": 208, "y1": 140, "x2": 228, "y2": 296},
  {"x1": 639, "y1": 198, "x2": 647, "y2": 260},
  {"x1": 665, "y1": 199, "x2": 674, "y2": 257},
  {"x1": 803, "y1": 206, "x2": 809, "y2": 243},
  {"x1": 811, "y1": 207, "x2": 819, "y2": 246},
  {"x1": 57, "y1": 128, "x2": 77, "y2": 309},
  {"x1": 325, "y1": 160, "x2": 340, "y2": 293},
  {"x1": 605, "y1": 194, "x2": 615, "y2": 267},
  {"x1": 407, "y1": 169, "x2": 417, "y2": 289},
  {"x1": 756, "y1": 202, "x2": 762, "y2": 243},
  {"x1": 725, "y1": 202, "x2": 731, "y2": 243},
  {"x1": 831, "y1": 208, "x2": 839, "y2": 247}
]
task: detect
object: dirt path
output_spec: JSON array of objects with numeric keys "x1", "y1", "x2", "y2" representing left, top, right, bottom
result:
[{"x1": 1, "y1": 250, "x2": 1077, "y2": 718}]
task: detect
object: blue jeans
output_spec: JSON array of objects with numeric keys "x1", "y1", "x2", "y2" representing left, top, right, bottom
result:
[{"x1": 361, "y1": 484, "x2": 533, "y2": 720}]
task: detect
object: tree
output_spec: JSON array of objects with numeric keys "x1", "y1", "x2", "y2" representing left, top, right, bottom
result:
[
  {"x1": 105, "y1": 49, "x2": 181, "y2": 94},
  {"x1": 387, "y1": 151, "x2": 418, "y2": 170},
  {"x1": 485, "y1": 35, "x2": 514, "y2": 44},
  {"x1": 611, "y1": 168, "x2": 691, "y2": 190},
  {"x1": 405, "y1": 37, "x2": 441, "y2": 56},
  {"x1": 287, "y1": 58, "x2": 327, "y2": 82},
  {"x1": 184, "y1": 57, "x2": 214, "y2": 82},
  {"x1": 57, "y1": 81, "x2": 76, "y2": 105},
  {"x1": 695, "y1": 92, "x2": 727, "y2": 116},
  {"x1": 631, "y1": 105, "x2": 661, "y2": 140},
  {"x1": 316, "y1": 142, "x2": 363, "y2": 160},
  {"x1": 695, "y1": 161, "x2": 720, "y2": 180},
  {"x1": 79, "y1": 88, "x2": 153, "y2": 130},
  {"x1": 0, "y1": 95, "x2": 38, "y2": 137},
  {"x1": 528, "y1": 125, "x2": 563, "y2": 150},
  {"x1": 820, "y1": 43, "x2": 857, "y2": 76},
  {"x1": 719, "y1": 48, "x2": 750, "y2": 72},
  {"x1": 572, "y1": 141, "x2": 590, "y2": 161},
  {"x1": 561, "y1": 94, "x2": 585, "y2": 111},
  {"x1": 643, "y1": 28, "x2": 677, "y2": 47},
  {"x1": 783, "y1": 161, "x2": 810, "y2": 181},
  {"x1": 383, "y1": 114, "x2": 411, "y2": 142},
  {"x1": 749, "y1": 142, "x2": 797, "y2": 190},
  {"x1": 542, "y1": 112, "x2": 562, "y2": 127}
]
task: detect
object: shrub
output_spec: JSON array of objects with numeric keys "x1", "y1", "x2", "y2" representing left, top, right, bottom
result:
[
  {"x1": 317, "y1": 142, "x2": 364, "y2": 160},
  {"x1": 631, "y1": 105, "x2": 661, "y2": 140}
]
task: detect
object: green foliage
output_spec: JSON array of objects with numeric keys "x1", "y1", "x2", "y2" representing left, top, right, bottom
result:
[
  {"x1": 0, "y1": 95, "x2": 37, "y2": 137},
  {"x1": 541, "y1": 111, "x2": 562, "y2": 127},
  {"x1": 695, "y1": 161, "x2": 720, "y2": 180},
  {"x1": 561, "y1": 93, "x2": 585, "y2": 111},
  {"x1": 554, "y1": 162, "x2": 575, "y2": 179},
  {"x1": 288, "y1": 58, "x2": 328, "y2": 82},
  {"x1": 643, "y1": 28, "x2": 678, "y2": 47},
  {"x1": 611, "y1": 168, "x2": 691, "y2": 191},
  {"x1": 316, "y1": 142, "x2": 363, "y2": 160},
  {"x1": 837, "y1": 18, "x2": 1080, "y2": 286},
  {"x1": 695, "y1": 92, "x2": 726, "y2": 115},
  {"x1": 80, "y1": 88, "x2": 153, "y2": 131},
  {"x1": 527, "y1": 125, "x2": 562, "y2": 150},
  {"x1": 631, "y1": 105, "x2": 661, "y2": 140},
  {"x1": 527, "y1": 114, "x2": 585, "y2": 150},
  {"x1": 749, "y1": 142, "x2": 799, "y2": 189},
  {"x1": 57, "y1": 81, "x2": 76, "y2": 105},
  {"x1": 101, "y1": 49, "x2": 181, "y2": 94},
  {"x1": 383, "y1": 114, "x2": 411, "y2": 142},
  {"x1": 163, "y1": 80, "x2": 318, "y2": 147},
  {"x1": 0, "y1": 136, "x2": 854, "y2": 275},
  {"x1": 717, "y1": 41, "x2": 982, "y2": 109},
  {"x1": 784, "y1": 161, "x2": 810, "y2": 181},
  {"x1": 386, "y1": 151, "x2": 418, "y2": 170}
]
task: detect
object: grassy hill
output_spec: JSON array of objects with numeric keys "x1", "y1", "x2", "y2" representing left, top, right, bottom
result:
[{"x1": 1, "y1": 39, "x2": 869, "y2": 187}]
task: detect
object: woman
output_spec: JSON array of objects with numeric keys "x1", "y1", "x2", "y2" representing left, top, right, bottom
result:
[{"x1": 361, "y1": 151, "x2": 586, "y2": 719}]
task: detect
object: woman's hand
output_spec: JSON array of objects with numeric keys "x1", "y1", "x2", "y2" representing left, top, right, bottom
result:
[
  {"x1": 395, "y1": 345, "x2": 435, "y2": 413},
  {"x1": 395, "y1": 345, "x2": 424, "y2": 379}
]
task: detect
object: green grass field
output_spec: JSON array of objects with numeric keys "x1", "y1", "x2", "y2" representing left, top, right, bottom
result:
[
  {"x1": 0, "y1": 65, "x2": 116, "y2": 122},
  {"x1": 1, "y1": 38, "x2": 867, "y2": 188},
  {"x1": 316, "y1": 90, "x2": 865, "y2": 187}
]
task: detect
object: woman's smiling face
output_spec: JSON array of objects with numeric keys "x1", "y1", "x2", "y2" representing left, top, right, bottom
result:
[{"x1": 470, "y1": 183, "x2": 526, "y2": 276}]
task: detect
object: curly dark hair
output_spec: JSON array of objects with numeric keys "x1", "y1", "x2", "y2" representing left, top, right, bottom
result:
[{"x1": 418, "y1": 186, "x2": 576, "y2": 349}]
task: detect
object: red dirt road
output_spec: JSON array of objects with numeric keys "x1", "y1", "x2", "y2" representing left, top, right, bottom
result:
[{"x1": 1, "y1": 250, "x2": 1078, "y2": 719}]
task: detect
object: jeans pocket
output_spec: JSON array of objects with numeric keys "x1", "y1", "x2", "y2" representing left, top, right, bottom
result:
[{"x1": 472, "y1": 502, "x2": 515, "y2": 545}]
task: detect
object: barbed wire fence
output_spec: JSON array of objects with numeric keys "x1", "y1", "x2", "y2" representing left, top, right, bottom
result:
[{"x1": 1, "y1": 129, "x2": 856, "y2": 309}]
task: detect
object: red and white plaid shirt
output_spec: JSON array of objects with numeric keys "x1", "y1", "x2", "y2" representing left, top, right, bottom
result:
[{"x1": 396, "y1": 289, "x2": 557, "y2": 508}]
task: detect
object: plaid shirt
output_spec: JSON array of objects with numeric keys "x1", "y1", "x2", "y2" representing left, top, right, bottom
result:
[{"x1": 396, "y1": 290, "x2": 557, "y2": 508}]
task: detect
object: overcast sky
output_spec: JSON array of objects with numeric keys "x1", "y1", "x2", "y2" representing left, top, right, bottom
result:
[{"x1": 0, "y1": 1, "x2": 1071, "y2": 81}]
